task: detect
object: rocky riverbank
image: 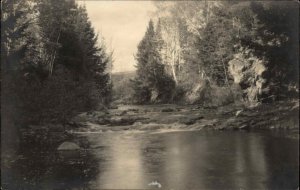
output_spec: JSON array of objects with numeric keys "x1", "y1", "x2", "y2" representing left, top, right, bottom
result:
[
  {"x1": 68, "y1": 100, "x2": 299, "y2": 136},
  {"x1": 4, "y1": 100, "x2": 299, "y2": 157}
]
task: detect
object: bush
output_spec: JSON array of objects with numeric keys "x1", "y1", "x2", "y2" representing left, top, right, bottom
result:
[
  {"x1": 184, "y1": 79, "x2": 243, "y2": 106},
  {"x1": 203, "y1": 84, "x2": 243, "y2": 107}
]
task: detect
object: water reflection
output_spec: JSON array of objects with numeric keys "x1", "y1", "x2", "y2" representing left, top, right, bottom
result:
[
  {"x1": 2, "y1": 138, "x2": 99, "y2": 190},
  {"x1": 233, "y1": 133, "x2": 267, "y2": 189},
  {"x1": 86, "y1": 131, "x2": 298, "y2": 190},
  {"x1": 3, "y1": 131, "x2": 298, "y2": 189},
  {"x1": 263, "y1": 135, "x2": 299, "y2": 189},
  {"x1": 95, "y1": 134, "x2": 147, "y2": 189}
]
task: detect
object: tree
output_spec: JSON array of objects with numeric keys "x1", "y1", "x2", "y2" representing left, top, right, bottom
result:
[
  {"x1": 194, "y1": 3, "x2": 236, "y2": 86},
  {"x1": 132, "y1": 20, "x2": 175, "y2": 104},
  {"x1": 152, "y1": 1, "x2": 225, "y2": 88},
  {"x1": 1, "y1": 0, "x2": 112, "y2": 125},
  {"x1": 1, "y1": 0, "x2": 47, "y2": 151},
  {"x1": 229, "y1": 1, "x2": 299, "y2": 101},
  {"x1": 248, "y1": 2, "x2": 298, "y2": 96}
]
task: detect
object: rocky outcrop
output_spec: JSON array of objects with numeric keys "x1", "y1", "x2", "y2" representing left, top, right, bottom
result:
[
  {"x1": 150, "y1": 89, "x2": 159, "y2": 103},
  {"x1": 228, "y1": 49, "x2": 268, "y2": 103}
]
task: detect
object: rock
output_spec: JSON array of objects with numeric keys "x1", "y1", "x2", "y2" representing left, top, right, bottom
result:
[
  {"x1": 235, "y1": 110, "x2": 243, "y2": 117},
  {"x1": 228, "y1": 50, "x2": 268, "y2": 103},
  {"x1": 196, "y1": 116, "x2": 204, "y2": 120},
  {"x1": 185, "y1": 79, "x2": 209, "y2": 104},
  {"x1": 57, "y1": 142, "x2": 80, "y2": 151},
  {"x1": 96, "y1": 118, "x2": 107, "y2": 125},
  {"x1": 109, "y1": 105, "x2": 118, "y2": 109},
  {"x1": 93, "y1": 111, "x2": 108, "y2": 118},
  {"x1": 150, "y1": 90, "x2": 159, "y2": 103},
  {"x1": 133, "y1": 121, "x2": 143, "y2": 126},
  {"x1": 239, "y1": 125, "x2": 250, "y2": 130},
  {"x1": 290, "y1": 103, "x2": 299, "y2": 111},
  {"x1": 181, "y1": 116, "x2": 204, "y2": 125},
  {"x1": 128, "y1": 108, "x2": 139, "y2": 112},
  {"x1": 108, "y1": 117, "x2": 136, "y2": 126},
  {"x1": 119, "y1": 110, "x2": 127, "y2": 116},
  {"x1": 161, "y1": 108, "x2": 175, "y2": 112},
  {"x1": 182, "y1": 120, "x2": 196, "y2": 125}
]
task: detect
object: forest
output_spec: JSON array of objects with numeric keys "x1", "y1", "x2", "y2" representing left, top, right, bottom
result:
[
  {"x1": 2, "y1": 0, "x2": 113, "y2": 152},
  {"x1": 130, "y1": 1, "x2": 299, "y2": 106}
]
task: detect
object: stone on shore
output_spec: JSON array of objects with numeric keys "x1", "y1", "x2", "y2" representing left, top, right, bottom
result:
[{"x1": 57, "y1": 142, "x2": 80, "y2": 151}]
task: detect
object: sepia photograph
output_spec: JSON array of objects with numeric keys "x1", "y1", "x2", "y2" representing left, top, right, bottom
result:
[{"x1": 1, "y1": 0, "x2": 299, "y2": 189}]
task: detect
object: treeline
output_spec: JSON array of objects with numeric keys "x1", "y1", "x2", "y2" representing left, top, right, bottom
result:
[
  {"x1": 2, "y1": 0, "x2": 112, "y2": 127},
  {"x1": 132, "y1": 1, "x2": 299, "y2": 105}
]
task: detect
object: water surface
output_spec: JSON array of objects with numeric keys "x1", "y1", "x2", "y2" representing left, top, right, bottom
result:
[
  {"x1": 82, "y1": 130, "x2": 299, "y2": 189},
  {"x1": 2, "y1": 130, "x2": 299, "y2": 189}
]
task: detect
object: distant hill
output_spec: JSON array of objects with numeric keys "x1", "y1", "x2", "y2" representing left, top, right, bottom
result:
[
  {"x1": 111, "y1": 71, "x2": 136, "y2": 83},
  {"x1": 111, "y1": 71, "x2": 136, "y2": 103}
]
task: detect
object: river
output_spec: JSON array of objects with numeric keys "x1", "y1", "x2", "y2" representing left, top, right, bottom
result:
[
  {"x1": 2, "y1": 104, "x2": 299, "y2": 190},
  {"x1": 79, "y1": 130, "x2": 299, "y2": 190}
]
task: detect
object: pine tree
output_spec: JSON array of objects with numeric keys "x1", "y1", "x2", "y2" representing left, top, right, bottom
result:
[
  {"x1": 1, "y1": 0, "x2": 47, "y2": 151},
  {"x1": 132, "y1": 20, "x2": 175, "y2": 104},
  {"x1": 192, "y1": 3, "x2": 236, "y2": 86},
  {"x1": 1, "y1": 0, "x2": 113, "y2": 124}
]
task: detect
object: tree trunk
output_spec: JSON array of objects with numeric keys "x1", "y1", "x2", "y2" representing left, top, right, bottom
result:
[
  {"x1": 222, "y1": 59, "x2": 229, "y2": 86},
  {"x1": 171, "y1": 50, "x2": 178, "y2": 85},
  {"x1": 49, "y1": 29, "x2": 61, "y2": 76}
]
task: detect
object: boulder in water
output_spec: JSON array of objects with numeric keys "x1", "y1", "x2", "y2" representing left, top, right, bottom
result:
[{"x1": 57, "y1": 142, "x2": 80, "y2": 151}]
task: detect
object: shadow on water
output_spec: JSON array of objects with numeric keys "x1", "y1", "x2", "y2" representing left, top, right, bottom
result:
[{"x1": 2, "y1": 135, "x2": 100, "y2": 190}]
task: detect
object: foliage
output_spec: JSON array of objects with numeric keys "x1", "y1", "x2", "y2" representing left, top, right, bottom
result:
[
  {"x1": 111, "y1": 71, "x2": 135, "y2": 104},
  {"x1": 132, "y1": 20, "x2": 175, "y2": 104},
  {"x1": 1, "y1": 0, "x2": 112, "y2": 126},
  {"x1": 149, "y1": 1, "x2": 298, "y2": 104},
  {"x1": 237, "y1": 2, "x2": 299, "y2": 100}
]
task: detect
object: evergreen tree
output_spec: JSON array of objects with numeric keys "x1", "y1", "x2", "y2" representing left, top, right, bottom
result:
[
  {"x1": 2, "y1": 0, "x2": 112, "y2": 124},
  {"x1": 192, "y1": 3, "x2": 236, "y2": 86},
  {"x1": 132, "y1": 20, "x2": 175, "y2": 104},
  {"x1": 1, "y1": 0, "x2": 47, "y2": 150}
]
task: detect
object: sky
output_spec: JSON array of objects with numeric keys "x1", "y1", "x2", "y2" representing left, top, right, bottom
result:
[{"x1": 77, "y1": 1, "x2": 156, "y2": 73}]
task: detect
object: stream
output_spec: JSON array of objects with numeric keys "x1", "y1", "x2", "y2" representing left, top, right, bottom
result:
[{"x1": 2, "y1": 104, "x2": 299, "y2": 190}]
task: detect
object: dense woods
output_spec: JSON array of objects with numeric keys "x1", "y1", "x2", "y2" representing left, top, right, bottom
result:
[
  {"x1": 2, "y1": 0, "x2": 112, "y2": 148},
  {"x1": 132, "y1": 1, "x2": 299, "y2": 105}
]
